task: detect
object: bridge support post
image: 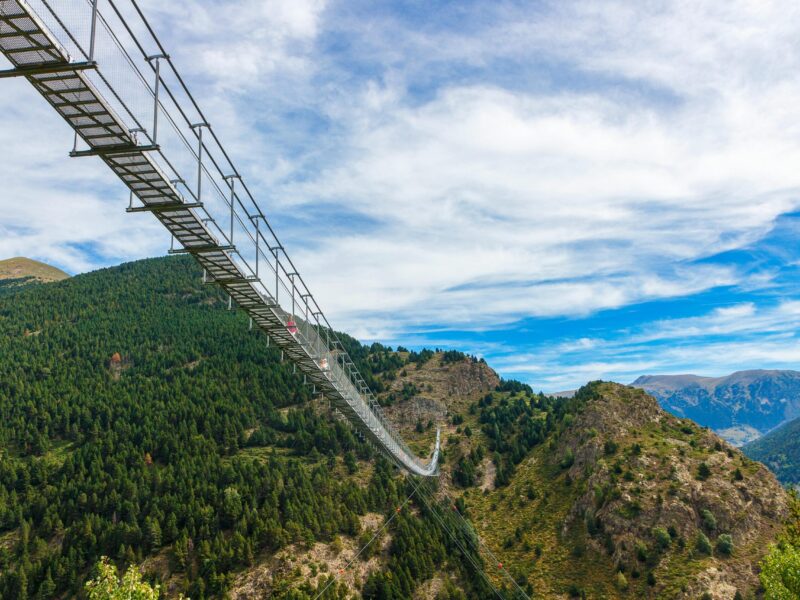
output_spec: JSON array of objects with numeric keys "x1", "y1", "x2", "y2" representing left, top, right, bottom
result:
[
  {"x1": 251, "y1": 215, "x2": 263, "y2": 278},
  {"x1": 223, "y1": 174, "x2": 240, "y2": 246},
  {"x1": 89, "y1": 0, "x2": 99, "y2": 62},
  {"x1": 190, "y1": 123, "x2": 209, "y2": 203},
  {"x1": 145, "y1": 54, "x2": 168, "y2": 144}
]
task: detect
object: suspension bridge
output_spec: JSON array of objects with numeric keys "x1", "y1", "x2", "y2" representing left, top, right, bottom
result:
[
  {"x1": 0, "y1": 2, "x2": 534, "y2": 596},
  {"x1": 0, "y1": 0, "x2": 439, "y2": 477}
]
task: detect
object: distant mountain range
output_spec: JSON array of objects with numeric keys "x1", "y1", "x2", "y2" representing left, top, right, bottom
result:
[{"x1": 632, "y1": 370, "x2": 800, "y2": 446}]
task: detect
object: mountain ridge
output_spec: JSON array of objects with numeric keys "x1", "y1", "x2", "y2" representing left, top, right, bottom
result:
[{"x1": 632, "y1": 370, "x2": 800, "y2": 446}]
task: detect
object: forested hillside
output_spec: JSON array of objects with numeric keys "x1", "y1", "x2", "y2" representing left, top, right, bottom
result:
[
  {"x1": 0, "y1": 257, "x2": 495, "y2": 599},
  {"x1": 743, "y1": 416, "x2": 800, "y2": 486},
  {"x1": 0, "y1": 256, "x2": 795, "y2": 600}
]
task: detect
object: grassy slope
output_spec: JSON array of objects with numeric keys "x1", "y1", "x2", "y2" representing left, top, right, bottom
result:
[{"x1": 0, "y1": 256, "x2": 69, "y2": 282}]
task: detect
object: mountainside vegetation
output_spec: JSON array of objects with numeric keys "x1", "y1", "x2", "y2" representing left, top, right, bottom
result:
[
  {"x1": 0, "y1": 255, "x2": 795, "y2": 600},
  {"x1": 632, "y1": 371, "x2": 800, "y2": 446},
  {"x1": 743, "y1": 416, "x2": 800, "y2": 486},
  {"x1": 0, "y1": 257, "x2": 497, "y2": 599},
  {"x1": 409, "y1": 381, "x2": 789, "y2": 598}
]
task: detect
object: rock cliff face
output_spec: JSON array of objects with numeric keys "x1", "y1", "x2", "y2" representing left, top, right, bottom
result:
[
  {"x1": 633, "y1": 370, "x2": 800, "y2": 445},
  {"x1": 382, "y1": 353, "x2": 498, "y2": 430}
]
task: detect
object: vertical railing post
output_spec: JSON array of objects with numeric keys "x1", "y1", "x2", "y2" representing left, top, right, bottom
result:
[
  {"x1": 253, "y1": 216, "x2": 260, "y2": 277},
  {"x1": 190, "y1": 123, "x2": 208, "y2": 203},
  {"x1": 145, "y1": 55, "x2": 168, "y2": 144},
  {"x1": 223, "y1": 174, "x2": 239, "y2": 245},
  {"x1": 289, "y1": 273, "x2": 295, "y2": 318},
  {"x1": 89, "y1": 0, "x2": 99, "y2": 62},
  {"x1": 274, "y1": 251, "x2": 280, "y2": 304}
]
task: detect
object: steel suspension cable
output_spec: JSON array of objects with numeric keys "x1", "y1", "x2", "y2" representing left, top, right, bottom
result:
[
  {"x1": 97, "y1": 11, "x2": 262, "y2": 261},
  {"x1": 312, "y1": 487, "x2": 417, "y2": 600},
  {"x1": 405, "y1": 476, "x2": 506, "y2": 600},
  {"x1": 64, "y1": 0, "x2": 436, "y2": 472},
  {"x1": 443, "y1": 487, "x2": 533, "y2": 599},
  {"x1": 122, "y1": 0, "x2": 390, "y2": 402},
  {"x1": 123, "y1": 0, "x2": 353, "y2": 348},
  {"x1": 89, "y1": 0, "x2": 193, "y2": 188}
]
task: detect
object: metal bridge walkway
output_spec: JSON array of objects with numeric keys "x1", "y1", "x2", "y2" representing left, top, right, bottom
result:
[{"x1": 0, "y1": 0, "x2": 439, "y2": 477}]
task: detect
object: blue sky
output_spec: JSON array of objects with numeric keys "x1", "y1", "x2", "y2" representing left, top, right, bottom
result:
[{"x1": 2, "y1": 0, "x2": 800, "y2": 391}]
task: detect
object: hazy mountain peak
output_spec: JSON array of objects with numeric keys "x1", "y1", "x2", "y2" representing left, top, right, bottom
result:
[{"x1": 633, "y1": 370, "x2": 800, "y2": 446}]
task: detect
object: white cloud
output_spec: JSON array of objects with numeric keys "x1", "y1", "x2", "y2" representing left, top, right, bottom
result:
[{"x1": 2, "y1": 0, "x2": 800, "y2": 352}]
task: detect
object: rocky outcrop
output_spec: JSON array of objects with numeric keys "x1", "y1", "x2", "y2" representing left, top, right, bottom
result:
[{"x1": 559, "y1": 383, "x2": 788, "y2": 599}]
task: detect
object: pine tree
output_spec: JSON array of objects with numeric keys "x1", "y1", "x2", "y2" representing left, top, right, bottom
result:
[{"x1": 37, "y1": 568, "x2": 55, "y2": 599}]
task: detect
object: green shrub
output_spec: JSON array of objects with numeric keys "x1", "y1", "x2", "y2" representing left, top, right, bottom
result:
[
  {"x1": 652, "y1": 527, "x2": 671, "y2": 550},
  {"x1": 700, "y1": 509, "x2": 717, "y2": 531},
  {"x1": 695, "y1": 532, "x2": 713, "y2": 555},
  {"x1": 567, "y1": 584, "x2": 586, "y2": 598},
  {"x1": 635, "y1": 541, "x2": 649, "y2": 562},
  {"x1": 697, "y1": 462, "x2": 711, "y2": 480},
  {"x1": 716, "y1": 534, "x2": 734, "y2": 556},
  {"x1": 615, "y1": 572, "x2": 628, "y2": 591}
]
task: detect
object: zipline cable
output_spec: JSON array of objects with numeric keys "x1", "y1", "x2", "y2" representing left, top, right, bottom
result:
[
  {"x1": 406, "y1": 470, "x2": 532, "y2": 599},
  {"x1": 443, "y1": 486, "x2": 533, "y2": 599}
]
